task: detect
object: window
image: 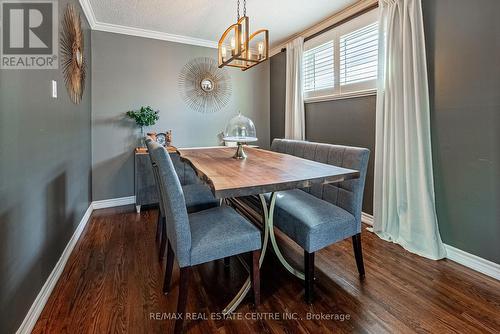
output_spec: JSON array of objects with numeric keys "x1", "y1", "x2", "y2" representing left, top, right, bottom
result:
[
  {"x1": 303, "y1": 41, "x2": 334, "y2": 93},
  {"x1": 340, "y1": 22, "x2": 378, "y2": 86},
  {"x1": 303, "y1": 9, "x2": 378, "y2": 102}
]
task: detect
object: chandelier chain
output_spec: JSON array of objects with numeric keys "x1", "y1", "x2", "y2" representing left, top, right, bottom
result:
[{"x1": 237, "y1": 0, "x2": 246, "y2": 20}]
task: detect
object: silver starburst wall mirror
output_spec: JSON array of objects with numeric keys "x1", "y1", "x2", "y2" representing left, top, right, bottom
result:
[{"x1": 178, "y1": 57, "x2": 232, "y2": 113}]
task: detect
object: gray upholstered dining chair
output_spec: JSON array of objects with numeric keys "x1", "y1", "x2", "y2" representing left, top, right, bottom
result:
[
  {"x1": 145, "y1": 138, "x2": 218, "y2": 262},
  {"x1": 270, "y1": 139, "x2": 370, "y2": 303},
  {"x1": 150, "y1": 143, "x2": 262, "y2": 334}
]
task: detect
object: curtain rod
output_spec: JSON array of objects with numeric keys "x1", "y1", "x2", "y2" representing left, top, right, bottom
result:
[{"x1": 280, "y1": 2, "x2": 379, "y2": 53}]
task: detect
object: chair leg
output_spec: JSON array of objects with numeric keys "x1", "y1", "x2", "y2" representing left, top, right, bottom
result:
[
  {"x1": 250, "y1": 250, "x2": 261, "y2": 306},
  {"x1": 352, "y1": 233, "x2": 365, "y2": 278},
  {"x1": 155, "y1": 211, "x2": 162, "y2": 245},
  {"x1": 163, "y1": 241, "x2": 174, "y2": 294},
  {"x1": 223, "y1": 257, "x2": 230, "y2": 268},
  {"x1": 158, "y1": 217, "x2": 167, "y2": 262},
  {"x1": 304, "y1": 251, "x2": 315, "y2": 304},
  {"x1": 174, "y1": 267, "x2": 190, "y2": 334}
]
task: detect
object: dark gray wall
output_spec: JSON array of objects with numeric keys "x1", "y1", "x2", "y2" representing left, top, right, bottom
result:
[
  {"x1": 0, "y1": 1, "x2": 92, "y2": 333},
  {"x1": 423, "y1": 0, "x2": 500, "y2": 263},
  {"x1": 91, "y1": 31, "x2": 270, "y2": 201},
  {"x1": 269, "y1": 51, "x2": 376, "y2": 214},
  {"x1": 305, "y1": 96, "x2": 376, "y2": 214},
  {"x1": 270, "y1": 51, "x2": 286, "y2": 141},
  {"x1": 269, "y1": 0, "x2": 500, "y2": 263}
]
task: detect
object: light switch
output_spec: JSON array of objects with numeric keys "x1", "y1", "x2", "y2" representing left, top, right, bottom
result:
[{"x1": 51, "y1": 80, "x2": 57, "y2": 98}]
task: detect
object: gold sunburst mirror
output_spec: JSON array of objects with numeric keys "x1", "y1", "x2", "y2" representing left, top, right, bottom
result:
[
  {"x1": 178, "y1": 57, "x2": 232, "y2": 113},
  {"x1": 61, "y1": 4, "x2": 86, "y2": 104}
]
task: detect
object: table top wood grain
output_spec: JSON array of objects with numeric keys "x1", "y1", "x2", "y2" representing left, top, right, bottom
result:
[
  {"x1": 177, "y1": 147, "x2": 359, "y2": 198},
  {"x1": 135, "y1": 146, "x2": 177, "y2": 154}
]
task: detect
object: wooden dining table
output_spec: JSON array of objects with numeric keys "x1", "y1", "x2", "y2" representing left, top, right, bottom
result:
[{"x1": 177, "y1": 146, "x2": 360, "y2": 314}]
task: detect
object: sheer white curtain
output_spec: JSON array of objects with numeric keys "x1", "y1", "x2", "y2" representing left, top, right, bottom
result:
[
  {"x1": 285, "y1": 37, "x2": 305, "y2": 140},
  {"x1": 373, "y1": 0, "x2": 446, "y2": 260}
]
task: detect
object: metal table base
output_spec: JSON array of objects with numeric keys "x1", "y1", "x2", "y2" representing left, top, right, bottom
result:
[{"x1": 222, "y1": 192, "x2": 304, "y2": 315}]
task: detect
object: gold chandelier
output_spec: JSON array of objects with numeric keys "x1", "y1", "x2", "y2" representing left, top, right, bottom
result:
[{"x1": 218, "y1": 0, "x2": 269, "y2": 71}]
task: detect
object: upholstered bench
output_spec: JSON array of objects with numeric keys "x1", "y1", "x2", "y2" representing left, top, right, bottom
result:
[{"x1": 270, "y1": 139, "x2": 370, "y2": 303}]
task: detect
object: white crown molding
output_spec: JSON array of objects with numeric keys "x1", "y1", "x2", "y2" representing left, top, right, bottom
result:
[
  {"x1": 78, "y1": 0, "x2": 380, "y2": 55},
  {"x1": 16, "y1": 204, "x2": 93, "y2": 334},
  {"x1": 78, "y1": 0, "x2": 97, "y2": 29},
  {"x1": 79, "y1": 0, "x2": 378, "y2": 53},
  {"x1": 78, "y1": 0, "x2": 217, "y2": 48},
  {"x1": 93, "y1": 22, "x2": 218, "y2": 48},
  {"x1": 270, "y1": 0, "x2": 378, "y2": 56}
]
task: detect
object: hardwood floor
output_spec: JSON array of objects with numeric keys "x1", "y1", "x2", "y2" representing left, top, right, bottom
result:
[{"x1": 33, "y1": 205, "x2": 500, "y2": 334}]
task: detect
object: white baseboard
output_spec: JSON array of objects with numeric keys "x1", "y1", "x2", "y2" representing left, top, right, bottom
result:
[
  {"x1": 361, "y1": 212, "x2": 374, "y2": 225},
  {"x1": 363, "y1": 212, "x2": 499, "y2": 281},
  {"x1": 92, "y1": 196, "x2": 136, "y2": 210},
  {"x1": 444, "y1": 244, "x2": 500, "y2": 280},
  {"x1": 16, "y1": 204, "x2": 93, "y2": 334},
  {"x1": 16, "y1": 195, "x2": 136, "y2": 333}
]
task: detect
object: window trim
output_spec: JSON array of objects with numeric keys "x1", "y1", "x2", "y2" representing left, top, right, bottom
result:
[
  {"x1": 304, "y1": 88, "x2": 376, "y2": 104},
  {"x1": 303, "y1": 9, "x2": 378, "y2": 104}
]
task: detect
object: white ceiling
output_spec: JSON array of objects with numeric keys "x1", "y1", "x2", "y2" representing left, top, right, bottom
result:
[{"x1": 88, "y1": 0, "x2": 358, "y2": 48}]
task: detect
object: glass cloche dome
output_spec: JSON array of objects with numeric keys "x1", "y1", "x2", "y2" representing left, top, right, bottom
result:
[
  {"x1": 223, "y1": 112, "x2": 258, "y2": 159},
  {"x1": 223, "y1": 112, "x2": 258, "y2": 143}
]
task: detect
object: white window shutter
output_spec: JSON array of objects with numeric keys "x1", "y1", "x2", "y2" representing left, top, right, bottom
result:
[
  {"x1": 302, "y1": 9, "x2": 379, "y2": 102},
  {"x1": 340, "y1": 22, "x2": 378, "y2": 92},
  {"x1": 303, "y1": 41, "x2": 334, "y2": 96}
]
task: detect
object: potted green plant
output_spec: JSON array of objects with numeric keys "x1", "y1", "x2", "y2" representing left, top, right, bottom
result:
[{"x1": 126, "y1": 106, "x2": 160, "y2": 146}]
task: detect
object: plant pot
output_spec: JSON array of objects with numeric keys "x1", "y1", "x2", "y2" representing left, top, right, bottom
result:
[{"x1": 139, "y1": 127, "x2": 146, "y2": 147}]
